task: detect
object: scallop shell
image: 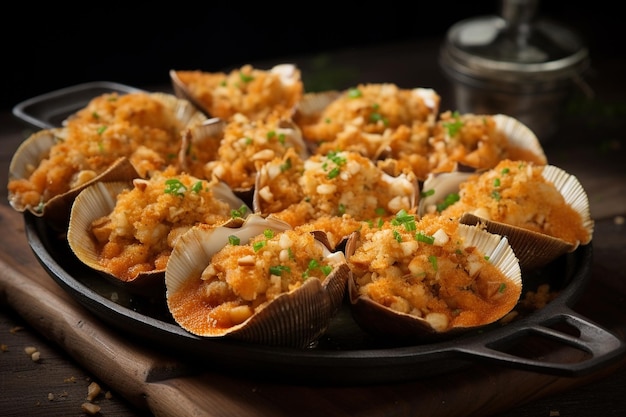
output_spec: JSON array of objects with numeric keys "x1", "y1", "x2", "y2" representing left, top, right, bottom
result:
[
  {"x1": 7, "y1": 92, "x2": 206, "y2": 230},
  {"x1": 460, "y1": 164, "x2": 593, "y2": 270},
  {"x1": 170, "y1": 64, "x2": 302, "y2": 119},
  {"x1": 67, "y1": 179, "x2": 249, "y2": 295},
  {"x1": 346, "y1": 223, "x2": 522, "y2": 342},
  {"x1": 165, "y1": 214, "x2": 351, "y2": 347},
  {"x1": 177, "y1": 117, "x2": 225, "y2": 173},
  {"x1": 294, "y1": 90, "x2": 342, "y2": 120},
  {"x1": 7, "y1": 127, "x2": 139, "y2": 229},
  {"x1": 418, "y1": 164, "x2": 476, "y2": 217},
  {"x1": 493, "y1": 114, "x2": 548, "y2": 165},
  {"x1": 204, "y1": 115, "x2": 309, "y2": 204},
  {"x1": 252, "y1": 147, "x2": 304, "y2": 216},
  {"x1": 170, "y1": 69, "x2": 212, "y2": 118},
  {"x1": 296, "y1": 87, "x2": 439, "y2": 157},
  {"x1": 421, "y1": 161, "x2": 593, "y2": 270},
  {"x1": 150, "y1": 91, "x2": 208, "y2": 128}
]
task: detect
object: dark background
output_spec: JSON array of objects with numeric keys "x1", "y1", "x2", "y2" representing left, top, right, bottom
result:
[{"x1": 2, "y1": 1, "x2": 622, "y2": 111}]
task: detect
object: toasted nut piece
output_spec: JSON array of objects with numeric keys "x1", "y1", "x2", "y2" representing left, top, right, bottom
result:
[
  {"x1": 81, "y1": 402, "x2": 101, "y2": 415},
  {"x1": 86, "y1": 381, "x2": 102, "y2": 401}
]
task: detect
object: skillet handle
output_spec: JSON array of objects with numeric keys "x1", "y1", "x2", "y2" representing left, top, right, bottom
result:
[{"x1": 456, "y1": 306, "x2": 626, "y2": 376}]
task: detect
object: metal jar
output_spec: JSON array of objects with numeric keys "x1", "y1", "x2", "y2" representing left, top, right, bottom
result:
[{"x1": 439, "y1": 7, "x2": 590, "y2": 143}]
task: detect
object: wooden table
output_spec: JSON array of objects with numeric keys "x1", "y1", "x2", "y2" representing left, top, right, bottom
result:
[{"x1": 1, "y1": 37, "x2": 626, "y2": 417}]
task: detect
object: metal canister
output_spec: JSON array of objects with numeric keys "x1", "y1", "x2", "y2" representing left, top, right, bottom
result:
[{"x1": 439, "y1": 0, "x2": 590, "y2": 142}]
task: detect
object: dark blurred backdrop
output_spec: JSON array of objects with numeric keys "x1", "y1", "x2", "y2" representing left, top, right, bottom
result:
[{"x1": 2, "y1": 1, "x2": 622, "y2": 111}]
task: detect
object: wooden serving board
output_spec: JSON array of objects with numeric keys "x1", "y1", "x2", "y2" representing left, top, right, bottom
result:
[{"x1": 1, "y1": 200, "x2": 626, "y2": 417}]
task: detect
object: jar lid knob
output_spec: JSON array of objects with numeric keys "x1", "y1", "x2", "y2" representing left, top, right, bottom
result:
[{"x1": 500, "y1": 0, "x2": 540, "y2": 49}]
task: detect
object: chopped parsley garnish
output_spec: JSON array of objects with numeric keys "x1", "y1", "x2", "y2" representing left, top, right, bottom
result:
[
  {"x1": 302, "y1": 259, "x2": 332, "y2": 279},
  {"x1": 230, "y1": 205, "x2": 248, "y2": 218},
  {"x1": 327, "y1": 167, "x2": 341, "y2": 179},
  {"x1": 239, "y1": 72, "x2": 254, "y2": 83},
  {"x1": 164, "y1": 179, "x2": 187, "y2": 196},
  {"x1": 347, "y1": 88, "x2": 362, "y2": 98},
  {"x1": 391, "y1": 209, "x2": 416, "y2": 231},
  {"x1": 269, "y1": 265, "x2": 291, "y2": 276},
  {"x1": 323, "y1": 151, "x2": 347, "y2": 179},
  {"x1": 369, "y1": 104, "x2": 389, "y2": 126},
  {"x1": 251, "y1": 229, "x2": 275, "y2": 252},
  {"x1": 442, "y1": 111, "x2": 463, "y2": 137},
  {"x1": 191, "y1": 181, "x2": 204, "y2": 193},
  {"x1": 415, "y1": 232, "x2": 435, "y2": 244},
  {"x1": 280, "y1": 157, "x2": 292, "y2": 172},
  {"x1": 436, "y1": 193, "x2": 460, "y2": 212},
  {"x1": 491, "y1": 190, "x2": 501, "y2": 201},
  {"x1": 428, "y1": 255, "x2": 438, "y2": 271},
  {"x1": 253, "y1": 240, "x2": 266, "y2": 252}
]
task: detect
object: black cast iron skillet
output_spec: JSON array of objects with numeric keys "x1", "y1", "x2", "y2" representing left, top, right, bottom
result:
[{"x1": 24, "y1": 212, "x2": 626, "y2": 385}]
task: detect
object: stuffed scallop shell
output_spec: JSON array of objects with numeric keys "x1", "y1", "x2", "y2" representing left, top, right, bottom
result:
[
  {"x1": 420, "y1": 159, "x2": 593, "y2": 270},
  {"x1": 165, "y1": 214, "x2": 351, "y2": 347},
  {"x1": 7, "y1": 91, "x2": 207, "y2": 229},
  {"x1": 252, "y1": 149, "x2": 421, "y2": 250},
  {"x1": 423, "y1": 112, "x2": 547, "y2": 175},
  {"x1": 67, "y1": 168, "x2": 249, "y2": 294},
  {"x1": 170, "y1": 63, "x2": 303, "y2": 122},
  {"x1": 255, "y1": 149, "x2": 420, "y2": 221},
  {"x1": 7, "y1": 127, "x2": 139, "y2": 229},
  {"x1": 185, "y1": 112, "x2": 310, "y2": 201},
  {"x1": 346, "y1": 214, "x2": 522, "y2": 342},
  {"x1": 294, "y1": 84, "x2": 440, "y2": 160}
]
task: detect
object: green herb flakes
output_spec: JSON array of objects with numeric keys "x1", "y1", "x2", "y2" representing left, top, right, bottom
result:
[
  {"x1": 164, "y1": 179, "x2": 187, "y2": 196},
  {"x1": 269, "y1": 265, "x2": 291, "y2": 276},
  {"x1": 416, "y1": 232, "x2": 435, "y2": 244},
  {"x1": 442, "y1": 111, "x2": 463, "y2": 137}
]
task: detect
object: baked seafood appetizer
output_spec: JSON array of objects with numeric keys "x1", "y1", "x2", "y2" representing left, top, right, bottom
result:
[
  {"x1": 7, "y1": 91, "x2": 206, "y2": 228},
  {"x1": 425, "y1": 111, "x2": 547, "y2": 173},
  {"x1": 346, "y1": 212, "x2": 522, "y2": 342},
  {"x1": 170, "y1": 63, "x2": 303, "y2": 122},
  {"x1": 421, "y1": 159, "x2": 593, "y2": 270},
  {"x1": 377, "y1": 111, "x2": 546, "y2": 181},
  {"x1": 254, "y1": 149, "x2": 420, "y2": 248},
  {"x1": 201, "y1": 112, "x2": 309, "y2": 196},
  {"x1": 295, "y1": 83, "x2": 440, "y2": 165},
  {"x1": 67, "y1": 167, "x2": 249, "y2": 293},
  {"x1": 165, "y1": 214, "x2": 351, "y2": 347}
]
